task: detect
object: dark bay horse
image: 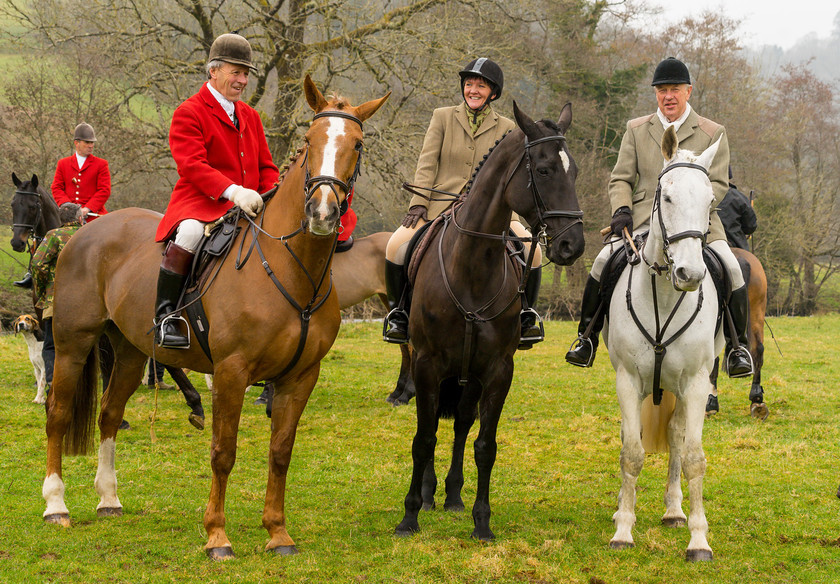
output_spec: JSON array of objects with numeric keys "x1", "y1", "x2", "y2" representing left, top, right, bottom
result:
[
  {"x1": 708, "y1": 247, "x2": 769, "y2": 419},
  {"x1": 41, "y1": 75, "x2": 389, "y2": 558},
  {"x1": 394, "y1": 102, "x2": 584, "y2": 540},
  {"x1": 10, "y1": 172, "x2": 205, "y2": 427}
]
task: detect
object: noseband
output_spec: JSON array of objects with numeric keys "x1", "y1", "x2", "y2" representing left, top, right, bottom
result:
[
  {"x1": 304, "y1": 111, "x2": 364, "y2": 220},
  {"x1": 647, "y1": 162, "x2": 709, "y2": 276}
]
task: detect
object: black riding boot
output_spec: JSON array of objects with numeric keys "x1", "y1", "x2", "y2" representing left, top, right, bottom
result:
[
  {"x1": 565, "y1": 276, "x2": 605, "y2": 367},
  {"x1": 14, "y1": 271, "x2": 33, "y2": 288},
  {"x1": 383, "y1": 259, "x2": 409, "y2": 344},
  {"x1": 154, "y1": 242, "x2": 194, "y2": 349},
  {"x1": 725, "y1": 285, "x2": 754, "y2": 378},
  {"x1": 519, "y1": 266, "x2": 544, "y2": 350}
]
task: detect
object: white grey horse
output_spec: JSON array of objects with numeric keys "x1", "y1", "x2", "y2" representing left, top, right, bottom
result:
[{"x1": 603, "y1": 125, "x2": 724, "y2": 561}]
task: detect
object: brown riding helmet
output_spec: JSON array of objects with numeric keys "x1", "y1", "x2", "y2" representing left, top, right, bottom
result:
[
  {"x1": 208, "y1": 33, "x2": 258, "y2": 72},
  {"x1": 73, "y1": 123, "x2": 96, "y2": 142}
]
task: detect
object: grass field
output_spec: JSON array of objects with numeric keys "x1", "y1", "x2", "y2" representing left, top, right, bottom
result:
[{"x1": 0, "y1": 316, "x2": 838, "y2": 583}]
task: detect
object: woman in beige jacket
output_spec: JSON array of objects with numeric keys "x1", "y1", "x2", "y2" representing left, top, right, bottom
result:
[{"x1": 383, "y1": 58, "x2": 543, "y2": 347}]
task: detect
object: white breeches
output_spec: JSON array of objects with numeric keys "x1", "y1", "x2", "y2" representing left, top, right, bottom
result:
[{"x1": 174, "y1": 219, "x2": 206, "y2": 253}]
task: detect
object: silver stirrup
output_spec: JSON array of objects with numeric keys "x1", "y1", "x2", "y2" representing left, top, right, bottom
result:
[
  {"x1": 565, "y1": 336, "x2": 595, "y2": 368},
  {"x1": 155, "y1": 314, "x2": 190, "y2": 349},
  {"x1": 725, "y1": 346, "x2": 754, "y2": 378}
]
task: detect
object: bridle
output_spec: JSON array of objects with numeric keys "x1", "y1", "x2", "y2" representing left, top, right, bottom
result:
[
  {"x1": 644, "y1": 162, "x2": 709, "y2": 276},
  {"x1": 303, "y1": 110, "x2": 364, "y2": 220},
  {"x1": 626, "y1": 161, "x2": 710, "y2": 406},
  {"x1": 12, "y1": 187, "x2": 45, "y2": 246}
]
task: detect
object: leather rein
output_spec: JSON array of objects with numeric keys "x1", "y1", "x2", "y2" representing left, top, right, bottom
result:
[
  {"x1": 12, "y1": 188, "x2": 45, "y2": 252},
  {"x1": 194, "y1": 109, "x2": 364, "y2": 382},
  {"x1": 625, "y1": 161, "x2": 709, "y2": 405},
  {"x1": 439, "y1": 131, "x2": 583, "y2": 384}
]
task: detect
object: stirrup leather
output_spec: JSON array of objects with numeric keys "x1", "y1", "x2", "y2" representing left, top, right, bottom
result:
[
  {"x1": 566, "y1": 336, "x2": 595, "y2": 368},
  {"x1": 155, "y1": 314, "x2": 190, "y2": 349}
]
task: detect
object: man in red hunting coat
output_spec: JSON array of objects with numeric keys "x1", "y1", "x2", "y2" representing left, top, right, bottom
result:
[
  {"x1": 51, "y1": 122, "x2": 111, "y2": 221},
  {"x1": 153, "y1": 33, "x2": 279, "y2": 349}
]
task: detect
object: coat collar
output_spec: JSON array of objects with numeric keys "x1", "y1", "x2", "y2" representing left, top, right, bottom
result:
[
  {"x1": 646, "y1": 107, "x2": 699, "y2": 145},
  {"x1": 199, "y1": 83, "x2": 243, "y2": 132},
  {"x1": 455, "y1": 102, "x2": 498, "y2": 138}
]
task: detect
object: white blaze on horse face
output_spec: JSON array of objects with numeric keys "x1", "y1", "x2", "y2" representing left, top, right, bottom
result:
[
  {"x1": 313, "y1": 117, "x2": 346, "y2": 222},
  {"x1": 559, "y1": 150, "x2": 570, "y2": 173}
]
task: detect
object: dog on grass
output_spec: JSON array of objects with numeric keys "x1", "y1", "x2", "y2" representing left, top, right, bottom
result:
[{"x1": 12, "y1": 314, "x2": 47, "y2": 404}]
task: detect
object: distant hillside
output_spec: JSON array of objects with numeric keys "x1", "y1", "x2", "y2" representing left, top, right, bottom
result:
[{"x1": 752, "y1": 13, "x2": 840, "y2": 83}]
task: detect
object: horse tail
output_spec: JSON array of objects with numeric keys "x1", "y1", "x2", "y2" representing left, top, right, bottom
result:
[
  {"x1": 640, "y1": 391, "x2": 676, "y2": 454},
  {"x1": 63, "y1": 347, "x2": 100, "y2": 456}
]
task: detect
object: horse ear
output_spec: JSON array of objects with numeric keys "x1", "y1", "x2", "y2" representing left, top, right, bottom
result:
[
  {"x1": 354, "y1": 91, "x2": 391, "y2": 123},
  {"x1": 31, "y1": 175, "x2": 38, "y2": 188},
  {"x1": 661, "y1": 125, "x2": 678, "y2": 162},
  {"x1": 513, "y1": 101, "x2": 539, "y2": 141},
  {"x1": 556, "y1": 102, "x2": 572, "y2": 134},
  {"x1": 12, "y1": 172, "x2": 21, "y2": 187},
  {"x1": 695, "y1": 136, "x2": 722, "y2": 171},
  {"x1": 304, "y1": 74, "x2": 329, "y2": 113}
]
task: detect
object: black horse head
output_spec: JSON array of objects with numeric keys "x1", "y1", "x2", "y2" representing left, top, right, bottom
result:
[
  {"x1": 10, "y1": 172, "x2": 60, "y2": 252},
  {"x1": 506, "y1": 102, "x2": 585, "y2": 266}
]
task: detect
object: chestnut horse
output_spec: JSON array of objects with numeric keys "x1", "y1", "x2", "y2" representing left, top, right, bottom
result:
[
  {"x1": 708, "y1": 247, "x2": 769, "y2": 419},
  {"x1": 395, "y1": 102, "x2": 584, "y2": 541},
  {"x1": 41, "y1": 76, "x2": 389, "y2": 558}
]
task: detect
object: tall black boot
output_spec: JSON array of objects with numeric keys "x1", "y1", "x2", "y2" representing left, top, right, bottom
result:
[
  {"x1": 154, "y1": 242, "x2": 194, "y2": 349},
  {"x1": 565, "y1": 276, "x2": 605, "y2": 367},
  {"x1": 383, "y1": 259, "x2": 409, "y2": 344},
  {"x1": 519, "y1": 266, "x2": 544, "y2": 350},
  {"x1": 725, "y1": 285, "x2": 754, "y2": 378}
]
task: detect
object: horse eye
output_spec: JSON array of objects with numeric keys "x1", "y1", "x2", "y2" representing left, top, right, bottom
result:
[
  {"x1": 663, "y1": 195, "x2": 672, "y2": 203},
  {"x1": 355, "y1": 141, "x2": 363, "y2": 151}
]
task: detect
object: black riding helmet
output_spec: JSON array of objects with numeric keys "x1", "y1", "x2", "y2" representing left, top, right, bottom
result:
[{"x1": 459, "y1": 58, "x2": 504, "y2": 108}]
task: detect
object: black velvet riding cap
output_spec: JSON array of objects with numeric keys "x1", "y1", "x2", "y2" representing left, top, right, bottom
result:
[{"x1": 651, "y1": 57, "x2": 691, "y2": 86}]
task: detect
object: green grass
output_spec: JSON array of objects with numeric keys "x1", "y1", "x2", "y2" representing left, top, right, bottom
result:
[{"x1": 0, "y1": 316, "x2": 839, "y2": 583}]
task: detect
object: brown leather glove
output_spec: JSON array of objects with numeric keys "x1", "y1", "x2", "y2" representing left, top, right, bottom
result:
[
  {"x1": 610, "y1": 206, "x2": 633, "y2": 237},
  {"x1": 402, "y1": 205, "x2": 428, "y2": 228}
]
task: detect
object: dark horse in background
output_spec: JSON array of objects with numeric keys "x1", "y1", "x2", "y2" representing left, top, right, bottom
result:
[
  {"x1": 394, "y1": 102, "x2": 585, "y2": 540},
  {"x1": 10, "y1": 173, "x2": 206, "y2": 427},
  {"x1": 707, "y1": 247, "x2": 769, "y2": 419}
]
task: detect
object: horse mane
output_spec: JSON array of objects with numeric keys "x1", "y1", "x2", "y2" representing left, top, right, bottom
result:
[
  {"x1": 276, "y1": 147, "x2": 306, "y2": 185},
  {"x1": 463, "y1": 129, "x2": 514, "y2": 196}
]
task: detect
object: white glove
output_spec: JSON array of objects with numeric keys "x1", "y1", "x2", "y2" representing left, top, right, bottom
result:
[{"x1": 229, "y1": 186, "x2": 264, "y2": 217}]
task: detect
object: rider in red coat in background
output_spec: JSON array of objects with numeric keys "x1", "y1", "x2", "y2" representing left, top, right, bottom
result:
[
  {"x1": 51, "y1": 122, "x2": 111, "y2": 221},
  {"x1": 153, "y1": 33, "x2": 279, "y2": 349}
]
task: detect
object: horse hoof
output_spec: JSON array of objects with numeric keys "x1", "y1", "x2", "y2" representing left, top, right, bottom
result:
[
  {"x1": 661, "y1": 517, "x2": 686, "y2": 528},
  {"x1": 685, "y1": 548, "x2": 713, "y2": 562},
  {"x1": 269, "y1": 545, "x2": 298, "y2": 556},
  {"x1": 443, "y1": 501, "x2": 465, "y2": 512},
  {"x1": 394, "y1": 520, "x2": 419, "y2": 537},
  {"x1": 97, "y1": 507, "x2": 123, "y2": 518},
  {"x1": 609, "y1": 540, "x2": 634, "y2": 550},
  {"x1": 421, "y1": 502, "x2": 435, "y2": 512},
  {"x1": 253, "y1": 397, "x2": 268, "y2": 405},
  {"x1": 750, "y1": 402, "x2": 769, "y2": 420},
  {"x1": 206, "y1": 546, "x2": 235, "y2": 560},
  {"x1": 189, "y1": 413, "x2": 205, "y2": 430},
  {"x1": 44, "y1": 513, "x2": 71, "y2": 527},
  {"x1": 470, "y1": 529, "x2": 495, "y2": 542}
]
